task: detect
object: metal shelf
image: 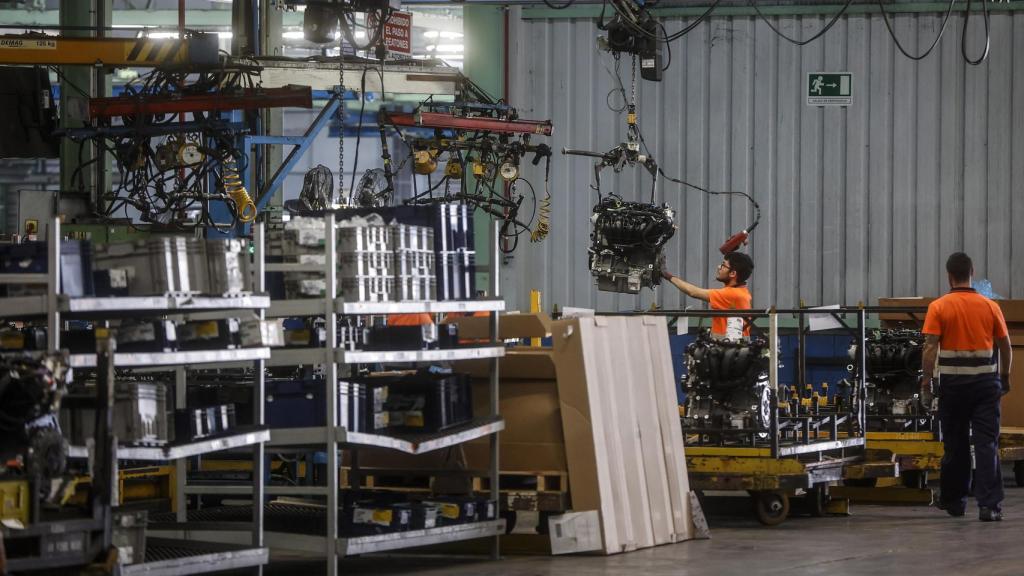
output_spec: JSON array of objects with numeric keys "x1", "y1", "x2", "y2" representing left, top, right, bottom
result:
[
  {"x1": 68, "y1": 347, "x2": 270, "y2": 368},
  {"x1": 267, "y1": 298, "x2": 506, "y2": 318},
  {"x1": 0, "y1": 295, "x2": 47, "y2": 319},
  {"x1": 0, "y1": 273, "x2": 48, "y2": 285},
  {"x1": 147, "y1": 504, "x2": 504, "y2": 558},
  {"x1": 339, "y1": 345, "x2": 505, "y2": 364},
  {"x1": 338, "y1": 299, "x2": 506, "y2": 315},
  {"x1": 339, "y1": 520, "x2": 505, "y2": 556},
  {"x1": 68, "y1": 428, "x2": 269, "y2": 461},
  {"x1": 121, "y1": 538, "x2": 268, "y2": 576},
  {"x1": 265, "y1": 347, "x2": 330, "y2": 367},
  {"x1": 267, "y1": 416, "x2": 504, "y2": 453},
  {"x1": 62, "y1": 294, "x2": 271, "y2": 316},
  {"x1": 0, "y1": 294, "x2": 270, "y2": 319}
]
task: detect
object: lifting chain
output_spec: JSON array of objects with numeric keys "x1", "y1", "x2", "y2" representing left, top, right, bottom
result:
[
  {"x1": 627, "y1": 54, "x2": 639, "y2": 145},
  {"x1": 338, "y1": 39, "x2": 347, "y2": 205}
]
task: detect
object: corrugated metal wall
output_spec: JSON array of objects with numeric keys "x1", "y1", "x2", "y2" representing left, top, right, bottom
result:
[{"x1": 502, "y1": 10, "x2": 1024, "y2": 312}]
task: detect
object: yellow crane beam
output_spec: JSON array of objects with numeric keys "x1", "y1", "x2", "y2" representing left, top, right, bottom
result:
[{"x1": 0, "y1": 33, "x2": 218, "y2": 67}]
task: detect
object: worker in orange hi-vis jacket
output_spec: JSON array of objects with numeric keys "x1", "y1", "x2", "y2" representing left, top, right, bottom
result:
[
  {"x1": 920, "y1": 252, "x2": 1012, "y2": 522},
  {"x1": 661, "y1": 251, "x2": 755, "y2": 340},
  {"x1": 386, "y1": 313, "x2": 433, "y2": 326}
]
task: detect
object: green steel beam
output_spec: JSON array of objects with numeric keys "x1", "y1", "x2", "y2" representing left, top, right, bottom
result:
[
  {"x1": 522, "y1": 1, "x2": 1024, "y2": 19},
  {"x1": 464, "y1": 5, "x2": 505, "y2": 294}
]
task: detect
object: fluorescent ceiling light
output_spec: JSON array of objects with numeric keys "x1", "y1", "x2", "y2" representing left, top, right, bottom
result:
[
  {"x1": 423, "y1": 30, "x2": 439, "y2": 38},
  {"x1": 147, "y1": 32, "x2": 179, "y2": 39},
  {"x1": 434, "y1": 44, "x2": 463, "y2": 53},
  {"x1": 440, "y1": 31, "x2": 463, "y2": 39},
  {"x1": 282, "y1": 31, "x2": 305, "y2": 39},
  {"x1": 218, "y1": 32, "x2": 233, "y2": 39}
]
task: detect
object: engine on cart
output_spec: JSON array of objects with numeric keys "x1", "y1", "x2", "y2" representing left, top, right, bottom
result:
[
  {"x1": 0, "y1": 356, "x2": 69, "y2": 494},
  {"x1": 681, "y1": 332, "x2": 772, "y2": 432},
  {"x1": 589, "y1": 196, "x2": 676, "y2": 293},
  {"x1": 852, "y1": 328, "x2": 925, "y2": 420}
]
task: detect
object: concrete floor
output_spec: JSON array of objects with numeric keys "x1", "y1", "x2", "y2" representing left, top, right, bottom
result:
[{"x1": 267, "y1": 470, "x2": 1024, "y2": 576}]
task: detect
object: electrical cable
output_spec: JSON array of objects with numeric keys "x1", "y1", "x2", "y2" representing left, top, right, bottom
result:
[
  {"x1": 636, "y1": 124, "x2": 760, "y2": 232},
  {"x1": 961, "y1": 0, "x2": 990, "y2": 65},
  {"x1": 750, "y1": 0, "x2": 854, "y2": 46},
  {"x1": 877, "y1": 0, "x2": 956, "y2": 60},
  {"x1": 543, "y1": 0, "x2": 577, "y2": 8}
]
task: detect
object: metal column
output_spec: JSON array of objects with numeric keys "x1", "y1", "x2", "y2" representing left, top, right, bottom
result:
[
  {"x1": 488, "y1": 220, "x2": 501, "y2": 560},
  {"x1": 324, "y1": 212, "x2": 339, "y2": 576},
  {"x1": 252, "y1": 223, "x2": 268, "y2": 575}
]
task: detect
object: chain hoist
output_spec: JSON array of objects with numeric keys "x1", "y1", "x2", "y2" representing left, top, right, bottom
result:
[{"x1": 338, "y1": 39, "x2": 346, "y2": 205}]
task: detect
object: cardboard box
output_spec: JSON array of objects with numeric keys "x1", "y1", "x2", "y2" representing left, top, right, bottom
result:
[
  {"x1": 461, "y1": 349, "x2": 567, "y2": 472},
  {"x1": 446, "y1": 312, "x2": 553, "y2": 340},
  {"x1": 549, "y1": 511, "x2": 603, "y2": 555}
]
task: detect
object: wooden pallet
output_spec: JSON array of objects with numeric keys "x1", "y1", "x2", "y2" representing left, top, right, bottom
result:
[{"x1": 473, "y1": 471, "x2": 568, "y2": 493}]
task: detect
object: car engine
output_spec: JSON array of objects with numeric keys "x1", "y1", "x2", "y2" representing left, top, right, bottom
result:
[
  {"x1": 589, "y1": 196, "x2": 676, "y2": 293},
  {"x1": 681, "y1": 332, "x2": 772, "y2": 432},
  {"x1": 852, "y1": 328, "x2": 927, "y2": 426}
]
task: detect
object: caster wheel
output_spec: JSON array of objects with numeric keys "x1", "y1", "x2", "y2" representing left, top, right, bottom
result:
[
  {"x1": 753, "y1": 491, "x2": 790, "y2": 526},
  {"x1": 902, "y1": 470, "x2": 928, "y2": 489},
  {"x1": 805, "y1": 485, "x2": 829, "y2": 517}
]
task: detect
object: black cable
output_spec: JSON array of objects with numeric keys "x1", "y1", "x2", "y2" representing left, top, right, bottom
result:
[
  {"x1": 877, "y1": 0, "x2": 956, "y2": 61},
  {"x1": 636, "y1": 125, "x2": 761, "y2": 232},
  {"x1": 543, "y1": 0, "x2": 576, "y2": 8},
  {"x1": 664, "y1": 0, "x2": 723, "y2": 42},
  {"x1": 750, "y1": 0, "x2": 854, "y2": 46},
  {"x1": 348, "y1": 67, "x2": 374, "y2": 196},
  {"x1": 961, "y1": 0, "x2": 990, "y2": 65}
]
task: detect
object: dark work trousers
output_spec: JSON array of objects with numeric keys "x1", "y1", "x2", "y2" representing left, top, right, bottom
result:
[{"x1": 938, "y1": 377, "x2": 1004, "y2": 511}]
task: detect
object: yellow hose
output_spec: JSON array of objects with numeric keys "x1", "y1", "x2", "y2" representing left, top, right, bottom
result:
[
  {"x1": 530, "y1": 191, "x2": 551, "y2": 242},
  {"x1": 222, "y1": 160, "x2": 257, "y2": 223}
]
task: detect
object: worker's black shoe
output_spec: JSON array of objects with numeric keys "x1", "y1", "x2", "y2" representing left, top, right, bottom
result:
[
  {"x1": 979, "y1": 507, "x2": 1003, "y2": 522},
  {"x1": 937, "y1": 500, "x2": 965, "y2": 517}
]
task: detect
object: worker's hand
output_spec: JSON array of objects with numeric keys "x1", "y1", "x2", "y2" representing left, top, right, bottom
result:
[
  {"x1": 1000, "y1": 374, "x2": 1011, "y2": 396},
  {"x1": 661, "y1": 269, "x2": 674, "y2": 281},
  {"x1": 919, "y1": 375, "x2": 936, "y2": 411}
]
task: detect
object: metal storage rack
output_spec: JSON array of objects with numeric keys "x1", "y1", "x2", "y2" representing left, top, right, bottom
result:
[
  {"x1": 0, "y1": 218, "x2": 271, "y2": 575},
  {"x1": 164, "y1": 213, "x2": 506, "y2": 576}
]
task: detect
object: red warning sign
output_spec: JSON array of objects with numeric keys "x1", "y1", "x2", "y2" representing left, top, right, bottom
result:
[{"x1": 383, "y1": 11, "x2": 412, "y2": 56}]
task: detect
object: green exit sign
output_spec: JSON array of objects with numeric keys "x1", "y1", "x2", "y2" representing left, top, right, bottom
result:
[{"x1": 807, "y1": 72, "x2": 852, "y2": 107}]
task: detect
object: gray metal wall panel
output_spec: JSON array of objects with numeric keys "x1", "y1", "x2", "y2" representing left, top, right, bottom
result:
[
  {"x1": 504, "y1": 10, "x2": 1023, "y2": 311},
  {"x1": 1013, "y1": 14, "x2": 1024, "y2": 299}
]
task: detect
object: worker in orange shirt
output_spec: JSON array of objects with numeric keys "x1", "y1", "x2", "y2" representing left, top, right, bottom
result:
[
  {"x1": 661, "y1": 251, "x2": 754, "y2": 340},
  {"x1": 386, "y1": 313, "x2": 434, "y2": 326},
  {"x1": 920, "y1": 252, "x2": 1012, "y2": 522}
]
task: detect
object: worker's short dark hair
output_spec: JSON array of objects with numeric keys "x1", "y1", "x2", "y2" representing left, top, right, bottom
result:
[
  {"x1": 946, "y1": 252, "x2": 973, "y2": 283},
  {"x1": 725, "y1": 251, "x2": 754, "y2": 284}
]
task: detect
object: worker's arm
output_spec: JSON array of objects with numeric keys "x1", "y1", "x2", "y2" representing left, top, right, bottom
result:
[
  {"x1": 997, "y1": 335, "x2": 1012, "y2": 395},
  {"x1": 920, "y1": 335, "x2": 939, "y2": 381},
  {"x1": 662, "y1": 271, "x2": 711, "y2": 302},
  {"x1": 919, "y1": 334, "x2": 940, "y2": 406}
]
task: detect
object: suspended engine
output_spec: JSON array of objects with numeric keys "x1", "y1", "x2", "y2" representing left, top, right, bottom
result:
[
  {"x1": 589, "y1": 196, "x2": 676, "y2": 294},
  {"x1": 681, "y1": 332, "x2": 772, "y2": 432}
]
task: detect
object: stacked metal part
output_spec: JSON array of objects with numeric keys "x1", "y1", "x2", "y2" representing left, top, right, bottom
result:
[
  {"x1": 392, "y1": 224, "x2": 436, "y2": 301},
  {"x1": 681, "y1": 332, "x2": 772, "y2": 432},
  {"x1": 338, "y1": 222, "x2": 396, "y2": 303},
  {"x1": 280, "y1": 217, "x2": 329, "y2": 299},
  {"x1": 434, "y1": 204, "x2": 476, "y2": 300},
  {"x1": 92, "y1": 238, "x2": 251, "y2": 296}
]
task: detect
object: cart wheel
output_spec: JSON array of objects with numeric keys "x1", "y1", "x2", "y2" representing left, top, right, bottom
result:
[
  {"x1": 753, "y1": 492, "x2": 790, "y2": 526},
  {"x1": 1014, "y1": 461, "x2": 1024, "y2": 488},
  {"x1": 503, "y1": 510, "x2": 517, "y2": 534},
  {"x1": 843, "y1": 478, "x2": 878, "y2": 488},
  {"x1": 901, "y1": 470, "x2": 928, "y2": 490},
  {"x1": 805, "y1": 485, "x2": 829, "y2": 517}
]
